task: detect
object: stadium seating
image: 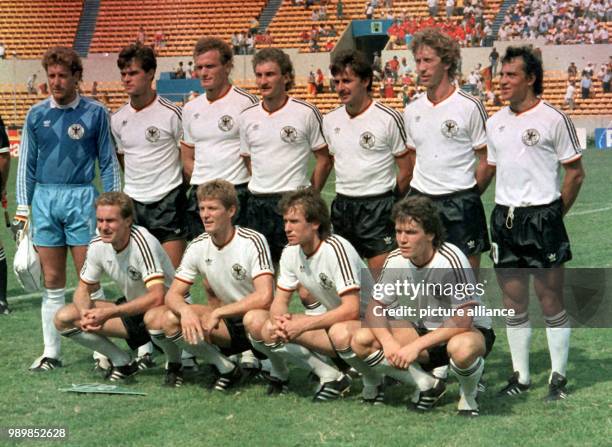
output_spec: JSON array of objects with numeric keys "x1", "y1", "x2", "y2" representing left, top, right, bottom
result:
[
  {"x1": 0, "y1": 0, "x2": 82, "y2": 59},
  {"x1": 1, "y1": 73, "x2": 609, "y2": 128},
  {"x1": 89, "y1": 0, "x2": 266, "y2": 56}
]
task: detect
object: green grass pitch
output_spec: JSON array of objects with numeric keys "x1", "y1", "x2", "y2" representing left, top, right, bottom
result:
[{"x1": 0, "y1": 147, "x2": 610, "y2": 447}]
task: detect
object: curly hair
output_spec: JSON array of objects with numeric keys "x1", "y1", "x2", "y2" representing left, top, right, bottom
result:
[
  {"x1": 410, "y1": 27, "x2": 461, "y2": 80},
  {"x1": 42, "y1": 46, "x2": 83, "y2": 77}
]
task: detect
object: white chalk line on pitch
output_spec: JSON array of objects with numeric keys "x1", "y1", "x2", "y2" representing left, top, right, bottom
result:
[
  {"x1": 567, "y1": 206, "x2": 612, "y2": 217},
  {"x1": 8, "y1": 281, "x2": 114, "y2": 304}
]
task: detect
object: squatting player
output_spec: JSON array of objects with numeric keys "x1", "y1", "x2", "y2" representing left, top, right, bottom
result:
[
  {"x1": 161, "y1": 180, "x2": 274, "y2": 390},
  {"x1": 181, "y1": 37, "x2": 258, "y2": 237},
  {"x1": 54, "y1": 192, "x2": 175, "y2": 382},
  {"x1": 347, "y1": 196, "x2": 495, "y2": 416},
  {"x1": 244, "y1": 189, "x2": 368, "y2": 400},
  {"x1": 487, "y1": 46, "x2": 584, "y2": 401},
  {"x1": 323, "y1": 49, "x2": 412, "y2": 273},
  {"x1": 14, "y1": 47, "x2": 121, "y2": 371}
]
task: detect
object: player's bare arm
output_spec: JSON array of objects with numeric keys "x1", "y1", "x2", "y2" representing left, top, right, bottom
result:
[
  {"x1": 560, "y1": 157, "x2": 585, "y2": 215},
  {"x1": 180, "y1": 141, "x2": 195, "y2": 183},
  {"x1": 475, "y1": 146, "x2": 495, "y2": 194},
  {"x1": 395, "y1": 150, "x2": 413, "y2": 196},
  {"x1": 310, "y1": 146, "x2": 333, "y2": 192}
]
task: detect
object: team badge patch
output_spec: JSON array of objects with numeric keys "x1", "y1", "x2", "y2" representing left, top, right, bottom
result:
[
  {"x1": 145, "y1": 126, "x2": 161, "y2": 142},
  {"x1": 359, "y1": 131, "x2": 375, "y2": 149},
  {"x1": 127, "y1": 266, "x2": 142, "y2": 281},
  {"x1": 280, "y1": 126, "x2": 298, "y2": 143},
  {"x1": 218, "y1": 115, "x2": 234, "y2": 132},
  {"x1": 522, "y1": 128, "x2": 540, "y2": 146},
  {"x1": 318, "y1": 272, "x2": 335, "y2": 290},
  {"x1": 67, "y1": 124, "x2": 85, "y2": 140},
  {"x1": 441, "y1": 120, "x2": 459, "y2": 138},
  {"x1": 231, "y1": 263, "x2": 247, "y2": 281}
]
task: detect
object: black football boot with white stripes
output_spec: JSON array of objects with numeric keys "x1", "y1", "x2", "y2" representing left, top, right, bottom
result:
[
  {"x1": 312, "y1": 373, "x2": 352, "y2": 402},
  {"x1": 498, "y1": 371, "x2": 531, "y2": 397},
  {"x1": 545, "y1": 372, "x2": 568, "y2": 402},
  {"x1": 411, "y1": 379, "x2": 447, "y2": 412}
]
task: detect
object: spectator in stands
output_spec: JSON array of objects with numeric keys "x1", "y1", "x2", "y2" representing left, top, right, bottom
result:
[
  {"x1": 328, "y1": 24, "x2": 338, "y2": 37},
  {"x1": 489, "y1": 47, "x2": 499, "y2": 77},
  {"x1": 372, "y1": 51, "x2": 382, "y2": 72},
  {"x1": 446, "y1": 0, "x2": 455, "y2": 18},
  {"x1": 27, "y1": 74, "x2": 37, "y2": 94},
  {"x1": 324, "y1": 40, "x2": 335, "y2": 52},
  {"x1": 136, "y1": 26, "x2": 146, "y2": 45},
  {"x1": 91, "y1": 80, "x2": 98, "y2": 97},
  {"x1": 0, "y1": 42, "x2": 5, "y2": 59},
  {"x1": 246, "y1": 33, "x2": 255, "y2": 55},
  {"x1": 365, "y1": 2, "x2": 374, "y2": 19},
  {"x1": 38, "y1": 81, "x2": 48, "y2": 95},
  {"x1": 388, "y1": 55, "x2": 400, "y2": 82},
  {"x1": 602, "y1": 65, "x2": 611, "y2": 93},
  {"x1": 337, "y1": 0, "x2": 344, "y2": 19},
  {"x1": 315, "y1": 68, "x2": 325, "y2": 94},
  {"x1": 250, "y1": 16, "x2": 259, "y2": 35},
  {"x1": 154, "y1": 29, "x2": 165, "y2": 49},
  {"x1": 580, "y1": 71, "x2": 592, "y2": 99},
  {"x1": 309, "y1": 37, "x2": 320, "y2": 52},
  {"x1": 567, "y1": 62, "x2": 578, "y2": 79},
  {"x1": 308, "y1": 70, "x2": 317, "y2": 95},
  {"x1": 311, "y1": 8, "x2": 320, "y2": 20},
  {"x1": 237, "y1": 31, "x2": 246, "y2": 55},
  {"x1": 175, "y1": 62, "x2": 186, "y2": 79},
  {"x1": 186, "y1": 61, "x2": 193, "y2": 79},
  {"x1": 231, "y1": 32, "x2": 240, "y2": 54},
  {"x1": 428, "y1": 0, "x2": 439, "y2": 17},
  {"x1": 384, "y1": 76, "x2": 395, "y2": 98},
  {"x1": 320, "y1": 5, "x2": 328, "y2": 20},
  {"x1": 583, "y1": 62, "x2": 595, "y2": 77},
  {"x1": 564, "y1": 80, "x2": 576, "y2": 110}
]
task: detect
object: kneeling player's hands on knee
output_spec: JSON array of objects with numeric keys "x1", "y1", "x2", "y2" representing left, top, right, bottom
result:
[
  {"x1": 202, "y1": 311, "x2": 221, "y2": 335},
  {"x1": 392, "y1": 344, "x2": 419, "y2": 370},
  {"x1": 382, "y1": 339, "x2": 402, "y2": 364},
  {"x1": 181, "y1": 309, "x2": 204, "y2": 344}
]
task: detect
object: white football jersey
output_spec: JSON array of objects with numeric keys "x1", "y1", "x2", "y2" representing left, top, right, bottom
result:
[
  {"x1": 81, "y1": 225, "x2": 174, "y2": 300},
  {"x1": 487, "y1": 100, "x2": 581, "y2": 207},
  {"x1": 111, "y1": 96, "x2": 182, "y2": 203},
  {"x1": 277, "y1": 235, "x2": 371, "y2": 313},
  {"x1": 175, "y1": 226, "x2": 273, "y2": 304},
  {"x1": 404, "y1": 88, "x2": 488, "y2": 195},
  {"x1": 376, "y1": 243, "x2": 491, "y2": 329},
  {"x1": 239, "y1": 97, "x2": 327, "y2": 194},
  {"x1": 322, "y1": 101, "x2": 408, "y2": 196},
  {"x1": 182, "y1": 86, "x2": 258, "y2": 186}
]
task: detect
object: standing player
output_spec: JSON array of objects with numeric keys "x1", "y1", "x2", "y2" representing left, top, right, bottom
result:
[
  {"x1": 161, "y1": 180, "x2": 274, "y2": 390},
  {"x1": 244, "y1": 189, "x2": 366, "y2": 401},
  {"x1": 111, "y1": 43, "x2": 187, "y2": 268},
  {"x1": 403, "y1": 28, "x2": 492, "y2": 270},
  {"x1": 54, "y1": 192, "x2": 176, "y2": 382},
  {"x1": 0, "y1": 114, "x2": 10, "y2": 314},
  {"x1": 239, "y1": 48, "x2": 332, "y2": 264},
  {"x1": 13, "y1": 47, "x2": 121, "y2": 371},
  {"x1": 323, "y1": 49, "x2": 411, "y2": 273},
  {"x1": 487, "y1": 46, "x2": 584, "y2": 401},
  {"x1": 181, "y1": 37, "x2": 259, "y2": 238},
  {"x1": 110, "y1": 43, "x2": 188, "y2": 369},
  {"x1": 346, "y1": 196, "x2": 495, "y2": 416}
]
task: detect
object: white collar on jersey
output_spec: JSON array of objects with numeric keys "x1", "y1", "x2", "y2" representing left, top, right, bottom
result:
[{"x1": 50, "y1": 93, "x2": 81, "y2": 110}]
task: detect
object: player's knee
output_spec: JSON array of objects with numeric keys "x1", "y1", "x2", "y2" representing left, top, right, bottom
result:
[
  {"x1": 447, "y1": 335, "x2": 484, "y2": 366},
  {"x1": 328, "y1": 322, "x2": 352, "y2": 350},
  {"x1": 243, "y1": 309, "x2": 266, "y2": 335},
  {"x1": 261, "y1": 319, "x2": 277, "y2": 344},
  {"x1": 143, "y1": 306, "x2": 164, "y2": 330},
  {"x1": 162, "y1": 309, "x2": 180, "y2": 335},
  {"x1": 54, "y1": 305, "x2": 76, "y2": 331},
  {"x1": 351, "y1": 328, "x2": 376, "y2": 357}
]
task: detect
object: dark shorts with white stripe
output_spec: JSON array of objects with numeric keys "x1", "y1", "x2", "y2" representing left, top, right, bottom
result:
[
  {"x1": 132, "y1": 184, "x2": 189, "y2": 244},
  {"x1": 220, "y1": 316, "x2": 266, "y2": 359},
  {"x1": 490, "y1": 199, "x2": 571, "y2": 268},
  {"x1": 412, "y1": 323, "x2": 496, "y2": 372},
  {"x1": 115, "y1": 297, "x2": 151, "y2": 350},
  {"x1": 246, "y1": 192, "x2": 287, "y2": 264},
  {"x1": 408, "y1": 185, "x2": 490, "y2": 257},
  {"x1": 331, "y1": 191, "x2": 397, "y2": 259},
  {"x1": 186, "y1": 182, "x2": 250, "y2": 240}
]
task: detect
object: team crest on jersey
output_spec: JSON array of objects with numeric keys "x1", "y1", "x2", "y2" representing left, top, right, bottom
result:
[
  {"x1": 498, "y1": 125, "x2": 505, "y2": 132},
  {"x1": 121, "y1": 119, "x2": 128, "y2": 127},
  {"x1": 127, "y1": 266, "x2": 142, "y2": 281},
  {"x1": 67, "y1": 124, "x2": 85, "y2": 140},
  {"x1": 231, "y1": 263, "x2": 247, "y2": 281},
  {"x1": 334, "y1": 127, "x2": 341, "y2": 135},
  {"x1": 415, "y1": 116, "x2": 421, "y2": 123},
  {"x1": 145, "y1": 126, "x2": 161, "y2": 142},
  {"x1": 441, "y1": 120, "x2": 459, "y2": 138},
  {"x1": 359, "y1": 131, "x2": 375, "y2": 149},
  {"x1": 318, "y1": 272, "x2": 334, "y2": 290},
  {"x1": 522, "y1": 128, "x2": 540, "y2": 146},
  {"x1": 218, "y1": 115, "x2": 234, "y2": 132},
  {"x1": 280, "y1": 126, "x2": 298, "y2": 143}
]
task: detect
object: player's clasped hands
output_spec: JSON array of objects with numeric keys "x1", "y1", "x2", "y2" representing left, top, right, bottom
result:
[
  {"x1": 390, "y1": 344, "x2": 420, "y2": 370},
  {"x1": 80, "y1": 307, "x2": 110, "y2": 332},
  {"x1": 202, "y1": 311, "x2": 221, "y2": 336},
  {"x1": 273, "y1": 313, "x2": 307, "y2": 342}
]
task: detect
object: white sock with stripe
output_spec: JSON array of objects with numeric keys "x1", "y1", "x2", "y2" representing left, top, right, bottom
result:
[
  {"x1": 61, "y1": 328, "x2": 130, "y2": 367},
  {"x1": 169, "y1": 332, "x2": 235, "y2": 374},
  {"x1": 364, "y1": 349, "x2": 432, "y2": 387},
  {"x1": 506, "y1": 312, "x2": 531, "y2": 384},
  {"x1": 337, "y1": 346, "x2": 383, "y2": 388},
  {"x1": 544, "y1": 310, "x2": 571, "y2": 378},
  {"x1": 272, "y1": 342, "x2": 342, "y2": 383},
  {"x1": 149, "y1": 330, "x2": 181, "y2": 364},
  {"x1": 247, "y1": 335, "x2": 289, "y2": 381},
  {"x1": 450, "y1": 357, "x2": 484, "y2": 411},
  {"x1": 42, "y1": 288, "x2": 65, "y2": 359}
]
